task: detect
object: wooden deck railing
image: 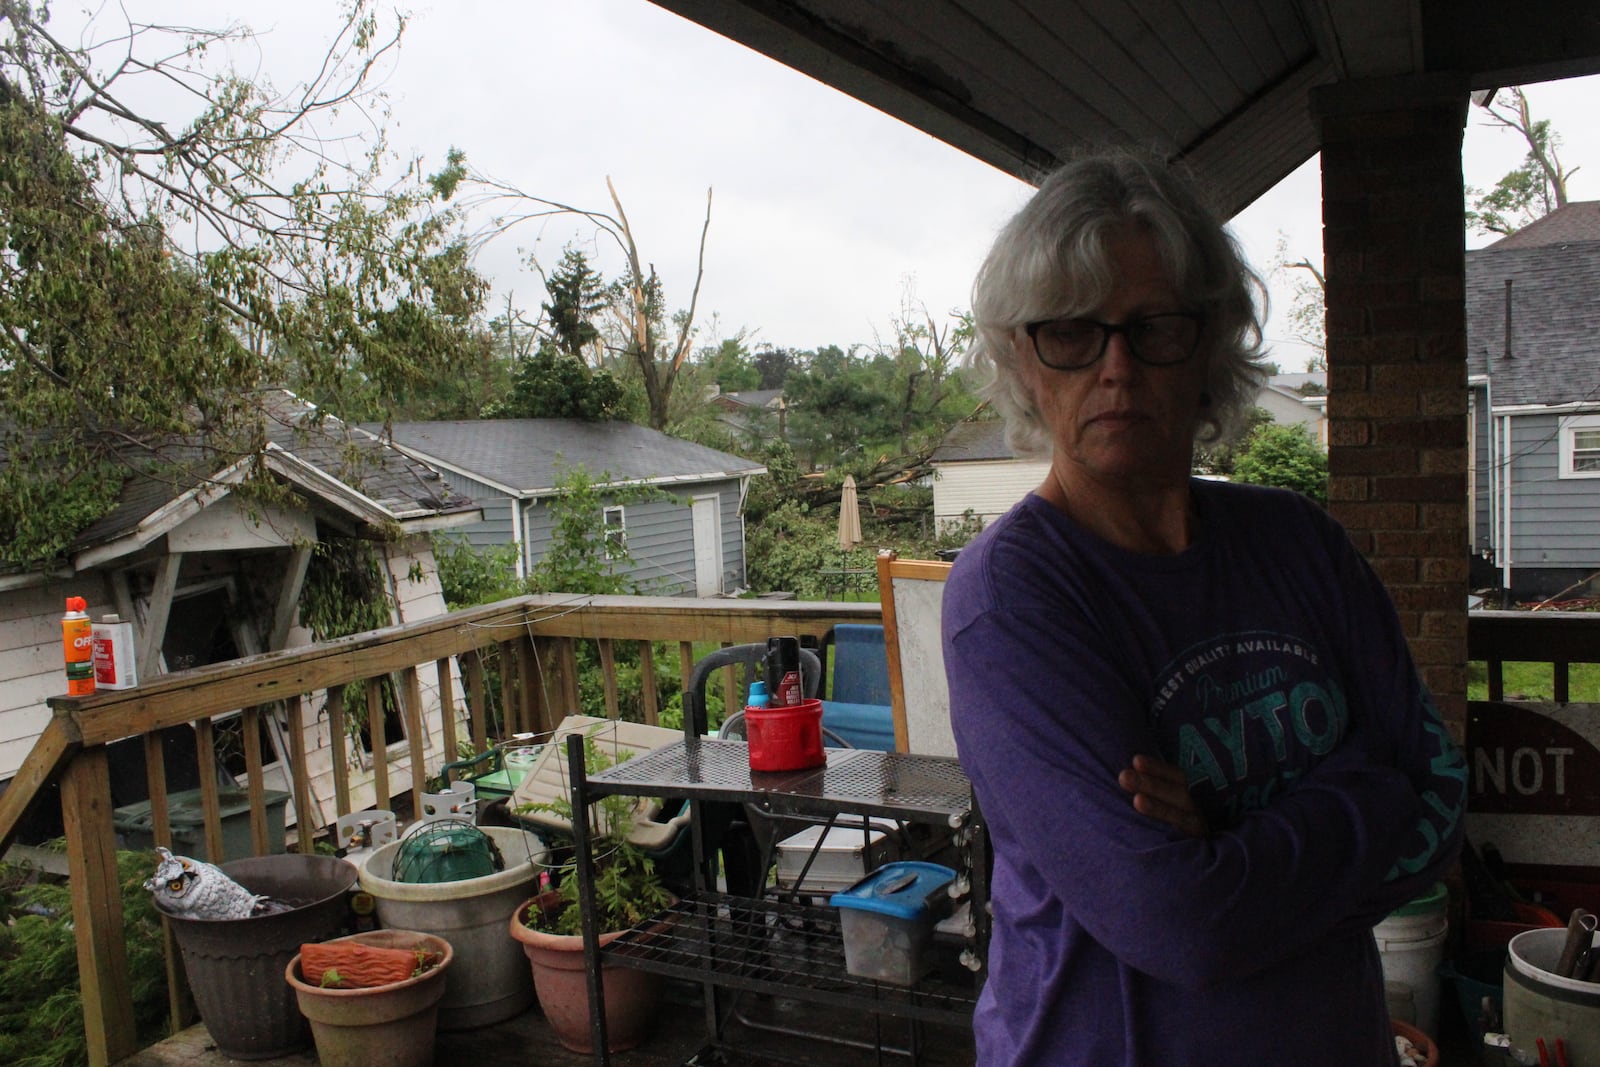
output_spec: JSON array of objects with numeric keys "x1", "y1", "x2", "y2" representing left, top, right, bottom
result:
[
  {"x1": 0, "y1": 598, "x2": 1595, "y2": 1065},
  {"x1": 0, "y1": 593, "x2": 878, "y2": 1067},
  {"x1": 1468, "y1": 609, "x2": 1600, "y2": 702}
]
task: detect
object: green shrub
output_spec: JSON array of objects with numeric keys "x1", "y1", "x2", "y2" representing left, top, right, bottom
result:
[
  {"x1": 0, "y1": 846, "x2": 170, "y2": 1066},
  {"x1": 433, "y1": 534, "x2": 525, "y2": 608},
  {"x1": 1231, "y1": 422, "x2": 1328, "y2": 505}
]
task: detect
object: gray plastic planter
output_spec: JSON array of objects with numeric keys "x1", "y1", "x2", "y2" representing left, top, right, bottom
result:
[{"x1": 358, "y1": 824, "x2": 547, "y2": 1029}]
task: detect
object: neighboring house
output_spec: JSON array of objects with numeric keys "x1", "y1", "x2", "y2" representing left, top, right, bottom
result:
[
  {"x1": 1467, "y1": 202, "x2": 1600, "y2": 600},
  {"x1": 930, "y1": 420, "x2": 1051, "y2": 533},
  {"x1": 0, "y1": 389, "x2": 480, "y2": 833},
  {"x1": 1260, "y1": 372, "x2": 1328, "y2": 447},
  {"x1": 373, "y1": 419, "x2": 767, "y2": 597},
  {"x1": 711, "y1": 387, "x2": 787, "y2": 442}
]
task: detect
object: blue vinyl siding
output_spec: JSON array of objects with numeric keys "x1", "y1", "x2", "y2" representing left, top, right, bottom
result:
[
  {"x1": 517, "y1": 478, "x2": 748, "y2": 595},
  {"x1": 1505, "y1": 413, "x2": 1600, "y2": 570}
]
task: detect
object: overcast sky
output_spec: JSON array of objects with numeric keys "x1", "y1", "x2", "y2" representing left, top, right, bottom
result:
[{"x1": 64, "y1": 1, "x2": 1600, "y2": 373}]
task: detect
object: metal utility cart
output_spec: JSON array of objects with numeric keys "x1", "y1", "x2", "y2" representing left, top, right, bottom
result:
[{"x1": 564, "y1": 734, "x2": 989, "y2": 1066}]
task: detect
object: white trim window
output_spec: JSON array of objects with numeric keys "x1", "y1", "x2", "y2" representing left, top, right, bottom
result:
[
  {"x1": 602, "y1": 505, "x2": 627, "y2": 558},
  {"x1": 1561, "y1": 414, "x2": 1600, "y2": 478}
]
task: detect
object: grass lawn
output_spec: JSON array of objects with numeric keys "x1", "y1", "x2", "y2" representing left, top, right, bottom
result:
[{"x1": 1469, "y1": 660, "x2": 1600, "y2": 701}]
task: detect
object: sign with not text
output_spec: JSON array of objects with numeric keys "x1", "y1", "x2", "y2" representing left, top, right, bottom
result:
[{"x1": 1465, "y1": 700, "x2": 1600, "y2": 872}]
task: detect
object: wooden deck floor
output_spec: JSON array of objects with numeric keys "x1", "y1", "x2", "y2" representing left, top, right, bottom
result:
[{"x1": 117, "y1": 978, "x2": 978, "y2": 1067}]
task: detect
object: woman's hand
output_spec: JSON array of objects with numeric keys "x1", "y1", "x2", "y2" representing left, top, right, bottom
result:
[{"x1": 1118, "y1": 754, "x2": 1209, "y2": 838}]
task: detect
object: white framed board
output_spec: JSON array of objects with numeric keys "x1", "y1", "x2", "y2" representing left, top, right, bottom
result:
[{"x1": 877, "y1": 552, "x2": 955, "y2": 757}]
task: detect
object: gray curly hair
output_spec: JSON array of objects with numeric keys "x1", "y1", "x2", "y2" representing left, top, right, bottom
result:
[{"x1": 968, "y1": 148, "x2": 1269, "y2": 458}]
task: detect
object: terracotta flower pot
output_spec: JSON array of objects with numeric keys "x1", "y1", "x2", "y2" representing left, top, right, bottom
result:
[
  {"x1": 285, "y1": 929, "x2": 453, "y2": 1067},
  {"x1": 1392, "y1": 1020, "x2": 1440, "y2": 1067},
  {"x1": 509, "y1": 891, "x2": 667, "y2": 1053}
]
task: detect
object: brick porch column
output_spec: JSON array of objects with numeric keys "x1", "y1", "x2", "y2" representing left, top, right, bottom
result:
[{"x1": 1310, "y1": 75, "x2": 1470, "y2": 737}]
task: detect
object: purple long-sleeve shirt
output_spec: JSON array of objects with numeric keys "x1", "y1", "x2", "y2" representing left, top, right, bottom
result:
[{"x1": 943, "y1": 481, "x2": 1466, "y2": 1066}]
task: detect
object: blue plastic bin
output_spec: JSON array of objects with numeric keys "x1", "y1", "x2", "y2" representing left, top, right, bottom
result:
[{"x1": 830, "y1": 861, "x2": 955, "y2": 984}]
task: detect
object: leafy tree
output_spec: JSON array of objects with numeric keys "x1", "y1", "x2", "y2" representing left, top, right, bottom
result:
[
  {"x1": 432, "y1": 535, "x2": 525, "y2": 608},
  {"x1": 1270, "y1": 235, "x2": 1327, "y2": 371},
  {"x1": 701, "y1": 330, "x2": 761, "y2": 393},
  {"x1": 784, "y1": 345, "x2": 898, "y2": 468},
  {"x1": 1193, "y1": 406, "x2": 1273, "y2": 476},
  {"x1": 0, "y1": 2, "x2": 486, "y2": 568},
  {"x1": 526, "y1": 465, "x2": 665, "y2": 595},
  {"x1": 753, "y1": 346, "x2": 799, "y2": 390},
  {"x1": 483, "y1": 346, "x2": 626, "y2": 420},
  {"x1": 871, "y1": 295, "x2": 977, "y2": 451},
  {"x1": 1466, "y1": 86, "x2": 1578, "y2": 237},
  {"x1": 465, "y1": 174, "x2": 713, "y2": 430},
  {"x1": 741, "y1": 439, "x2": 805, "y2": 526},
  {"x1": 1230, "y1": 422, "x2": 1328, "y2": 505}
]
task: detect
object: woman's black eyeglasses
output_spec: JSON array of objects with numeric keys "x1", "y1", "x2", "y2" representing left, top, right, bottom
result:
[{"x1": 1024, "y1": 312, "x2": 1205, "y2": 370}]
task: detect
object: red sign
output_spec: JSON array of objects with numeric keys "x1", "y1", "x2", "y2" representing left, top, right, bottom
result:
[{"x1": 1467, "y1": 701, "x2": 1600, "y2": 816}]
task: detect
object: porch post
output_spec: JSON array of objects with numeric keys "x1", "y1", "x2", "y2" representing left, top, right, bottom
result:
[
  {"x1": 1311, "y1": 74, "x2": 1472, "y2": 736},
  {"x1": 61, "y1": 745, "x2": 138, "y2": 1066}
]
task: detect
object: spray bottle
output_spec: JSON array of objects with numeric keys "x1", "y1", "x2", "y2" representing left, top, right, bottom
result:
[
  {"x1": 765, "y1": 635, "x2": 802, "y2": 707},
  {"x1": 61, "y1": 597, "x2": 95, "y2": 696}
]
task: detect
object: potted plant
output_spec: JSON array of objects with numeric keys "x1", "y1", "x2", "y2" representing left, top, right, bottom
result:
[
  {"x1": 509, "y1": 735, "x2": 675, "y2": 1053},
  {"x1": 285, "y1": 928, "x2": 453, "y2": 1067}
]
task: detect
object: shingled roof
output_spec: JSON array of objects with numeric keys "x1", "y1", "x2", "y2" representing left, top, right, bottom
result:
[
  {"x1": 1467, "y1": 213, "x2": 1600, "y2": 408},
  {"x1": 932, "y1": 421, "x2": 1017, "y2": 464},
  {"x1": 371, "y1": 419, "x2": 765, "y2": 495},
  {"x1": 1485, "y1": 201, "x2": 1600, "y2": 251},
  {"x1": 66, "y1": 390, "x2": 477, "y2": 558}
]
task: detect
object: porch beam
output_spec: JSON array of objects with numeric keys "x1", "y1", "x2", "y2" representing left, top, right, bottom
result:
[
  {"x1": 268, "y1": 543, "x2": 314, "y2": 651},
  {"x1": 138, "y1": 551, "x2": 184, "y2": 679}
]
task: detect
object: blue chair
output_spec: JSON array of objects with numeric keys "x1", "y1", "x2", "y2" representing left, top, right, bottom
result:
[{"x1": 820, "y1": 624, "x2": 896, "y2": 750}]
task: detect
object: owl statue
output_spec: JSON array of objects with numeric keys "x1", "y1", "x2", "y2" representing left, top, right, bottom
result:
[{"x1": 143, "y1": 847, "x2": 281, "y2": 920}]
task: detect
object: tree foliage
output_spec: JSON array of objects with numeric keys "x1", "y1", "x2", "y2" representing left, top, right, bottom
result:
[
  {"x1": 1230, "y1": 422, "x2": 1328, "y2": 505},
  {"x1": 464, "y1": 174, "x2": 712, "y2": 430},
  {"x1": 0, "y1": 2, "x2": 486, "y2": 567},
  {"x1": 481, "y1": 247, "x2": 627, "y2": 420},
  {"x1": 1269, "y1": 235, "x2": 1327, "y2": 371},
  {"x1": 0, "y1": 847, "x2": 170, "y2": 1066},
  {"x1": 1466, "y1": 86, "x2": 1577, "y2": 237},
  {"x1": 526, "y1": 465, "x2": 667, "y2": 596},
  {"x1": 432, "y1": 535, "x2": 524, "y2": 609},
  {"x1": 1193, "y1": 406, "x2": 1272, "y2": 477},
  {"x1": 482, "y1": 347, "x2": 626, "y2": 420},
  {"x1": 539, "y1": 247, "x2": 609, "y2": 361}
]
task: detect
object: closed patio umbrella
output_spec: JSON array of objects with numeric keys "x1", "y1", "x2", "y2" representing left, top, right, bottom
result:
[{"x1": 837, "y1": 474, "x2": 863, "y2": 551}]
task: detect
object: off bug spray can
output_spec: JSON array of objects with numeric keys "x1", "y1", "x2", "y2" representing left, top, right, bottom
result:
[
  {"x1": 765, "y1": 635, "x2": 802, "y2": 706},
  {"x1": 62, "y1": 596, "x2": 95, "y2": 696}
]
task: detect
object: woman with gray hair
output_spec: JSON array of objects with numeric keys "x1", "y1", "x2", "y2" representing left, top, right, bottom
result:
[{"x1": 942, "y1": 149, "x2": 1465, "y2": 1065}]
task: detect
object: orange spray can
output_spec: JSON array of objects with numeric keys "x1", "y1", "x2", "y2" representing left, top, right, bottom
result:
[{"x1": 62, "y1": 596, "x2": 95, "y2": 696}]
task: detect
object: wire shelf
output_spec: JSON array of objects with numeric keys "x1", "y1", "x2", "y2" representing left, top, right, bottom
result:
[
  {"x1": 604, "y1": 892, "x2": 979, "y2": 1025},
  {"x1": 588, "y1": 739, "x2": 973, "y2": 825}
]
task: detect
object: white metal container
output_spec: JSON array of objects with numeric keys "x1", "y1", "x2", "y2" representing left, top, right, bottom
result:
[{"x1": 775, "y1": 820, "x2": 900, "y2": 893}]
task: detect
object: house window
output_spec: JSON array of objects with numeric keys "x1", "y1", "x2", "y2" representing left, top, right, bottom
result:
[
  {"x1": 603, "y1": 506, "x2": 626, "y2": 558},
  {"x1": 1561, "y1": 415, "x2": 1600, "y2": 478}
]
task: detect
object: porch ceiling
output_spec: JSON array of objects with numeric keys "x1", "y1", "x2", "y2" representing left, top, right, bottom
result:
[{"x1": 650, "y1": 0, "x2": 1600, "y2": 214}]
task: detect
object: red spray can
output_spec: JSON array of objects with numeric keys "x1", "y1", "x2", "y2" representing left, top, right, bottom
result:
[
  {"x1": 62, "y1": 596, "x2": 95, "y2": 696},
  {"x1": 765, "y1": 636, "x2": 802, "y2": 706}
]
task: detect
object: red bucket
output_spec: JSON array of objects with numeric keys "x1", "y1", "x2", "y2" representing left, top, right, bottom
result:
[{"x1": 745, "y1": 698, "x2": 825, "y2": 772}]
